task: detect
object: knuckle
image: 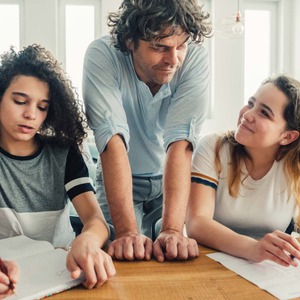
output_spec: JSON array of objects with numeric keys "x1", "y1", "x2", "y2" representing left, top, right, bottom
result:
[
  {"x1": 264, "y1": 233, "x2": 273, "y2": 241},
  {"x1": 105, "y1": 254, "x2": 114, "y2": 263},
  {"x1": 124, "y1": 253, "x2": 134, "y2": 260},
  {"x1": 87, "y1": 278, "x2": 97, "y2": 289}
]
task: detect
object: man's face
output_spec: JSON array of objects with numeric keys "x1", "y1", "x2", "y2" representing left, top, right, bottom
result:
[{"x1": 129, "y1": 28, "x2": 189, "y2": 94}]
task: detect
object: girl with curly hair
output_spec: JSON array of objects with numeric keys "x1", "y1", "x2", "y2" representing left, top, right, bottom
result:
[
  {"x1": 187, "y1": 74, "x2": 300, "y2": 267},
  {"x1": 0, "y1": 45, "x2": 115, "y2": 297}
]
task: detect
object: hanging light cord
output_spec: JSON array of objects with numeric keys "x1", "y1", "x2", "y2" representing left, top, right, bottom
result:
[{"x1": 236, "y1": 0, "x2": 242, "y2": 22}]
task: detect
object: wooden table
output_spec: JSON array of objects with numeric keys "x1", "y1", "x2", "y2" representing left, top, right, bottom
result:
[{"x1": 51, "y1": 245, "x2": 295, "y2": 300}]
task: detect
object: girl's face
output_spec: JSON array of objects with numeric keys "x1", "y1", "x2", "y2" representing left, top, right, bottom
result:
[
  {"x1": 235, "y1": 82, "x2": 291, "y2": 151},
  {"x1": 0, "y1": 75, "x2": 50, "y2": 150}
]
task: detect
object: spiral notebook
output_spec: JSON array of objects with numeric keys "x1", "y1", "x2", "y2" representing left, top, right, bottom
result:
[{"x1": 0, "y1": 235, "x2": 84, "y2": 300}]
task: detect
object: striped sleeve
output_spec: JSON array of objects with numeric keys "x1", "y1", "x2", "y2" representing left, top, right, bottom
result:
[
  {"x1": 191, "y1": 134, "x2": 220, "y2": 190},
  {"x1": 191, "y1": 172, "x2": 218, "y2": 189},
  {"x1": 65, "y1": 145, "x2": 95, "y2": 200}
]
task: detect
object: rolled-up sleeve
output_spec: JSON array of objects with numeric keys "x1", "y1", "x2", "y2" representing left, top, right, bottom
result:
[
  {"x1": 82, "y1": 38, "x2": 130, "y2": 154},
  {"x1": 163, "y1": 45, "x2": 210, "y2": 151}
]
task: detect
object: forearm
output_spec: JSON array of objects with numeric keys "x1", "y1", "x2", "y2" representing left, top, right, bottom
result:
[
  {"x1": 161, "y1": 141, "x2": 193, "y2": 233},
  {"x1": 187, "y1": 216, "x2": 257, "y2": 259},
  {"x1": 100, "y1": 135, "x2": 138, "y2": 237}
]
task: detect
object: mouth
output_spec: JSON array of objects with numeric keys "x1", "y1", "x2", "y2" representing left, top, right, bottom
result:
[
  {"x1": 239, "y1": 123, "x2": 254, "y2": 133},
  {"x1": 18, "y1": 124, "x2": 35, "y2": 133},
  {"x1": 157, "y1": 68, "x2": 175, "y2": 73},
  {"x1": 156, "y1": 64, "x2": 178, "y2": 72},
  {"x1": 19, "y1": 124, "x2": 34, "y2": 129}
]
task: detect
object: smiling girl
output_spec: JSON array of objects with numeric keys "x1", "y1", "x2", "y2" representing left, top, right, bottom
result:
[
  {"x1": 186, "y1": 74, "x2": 300, "y2": 267},
  {"x1": 0, "y1": 45, "x2": 115, "y2": 297}
]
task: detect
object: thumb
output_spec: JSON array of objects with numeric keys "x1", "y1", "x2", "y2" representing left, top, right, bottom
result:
[
  {"x1": 71, "y1": 269, "x2": 82, "y2": 279},
  {"x1": 153, "y1": 240, "x2": 165, "y2": 263},
  {"x1": 6, "y1": 261, "x2": 20, "y2": 283},
  {"x1": 66, "y1": 255, "x2": 81, "y2": 279},
  {"x1": 107, "y1": 243, "x2": 115, "y2": 258}
]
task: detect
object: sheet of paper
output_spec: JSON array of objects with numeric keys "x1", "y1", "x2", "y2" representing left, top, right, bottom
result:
[{"x1": 207, "y1": 252, "x2": 300, "y2": 300}]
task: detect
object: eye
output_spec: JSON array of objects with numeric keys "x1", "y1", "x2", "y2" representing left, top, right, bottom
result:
[
  {"x1": 37, "y1": 102, "x2": 49, "y2": 112},
  {"x1": 152, "y1": 46, "x2": 166, "y2": 52},
  {"x1": 13, "y1": 99, "x2": 26, "y2": 105},
  {"x1": 37, "y1": 106, "x2": 49, "y2": 112},
  {"x1": 247, "y1": 100, "x2": 254, "y2": 107},
  {"x1": 260, "y1": 109, "x2": 270, "y2": 118}
]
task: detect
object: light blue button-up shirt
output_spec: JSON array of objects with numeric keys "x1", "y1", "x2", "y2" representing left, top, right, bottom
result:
[{"x1": 83, "y1": 35, "x2": 210, "y2": 176}]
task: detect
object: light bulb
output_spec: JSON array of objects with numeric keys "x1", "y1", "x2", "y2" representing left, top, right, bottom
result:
[
  {"x1": 232, "y1": 11, "x2": 244, "y2": 35},
  {"x1": 232, "y1": 21, "x2": 244, "y2": 34}
]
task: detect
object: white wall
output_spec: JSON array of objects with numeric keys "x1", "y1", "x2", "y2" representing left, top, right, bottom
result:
[
  {"x1": 21, "y1": 0, "x2": 59, "y2": 56},
  {"x1": 100, "y1": 0, "x2": 121, "y2": 36},
  {"x1": 292, "y1": 0, "x2": 300, "y2": 79},
  {"x1": 202, "y1": 0, "x2": 245, "y2": 135}
]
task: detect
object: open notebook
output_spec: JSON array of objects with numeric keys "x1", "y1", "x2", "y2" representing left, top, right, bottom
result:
[{"x1": 0, "y1": 235, "x2": 84, "y2": 300}]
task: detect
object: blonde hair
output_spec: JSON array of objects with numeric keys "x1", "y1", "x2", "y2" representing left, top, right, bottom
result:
[{"x1": 215, "y1": 75, "x2": 300, "y2": 224}]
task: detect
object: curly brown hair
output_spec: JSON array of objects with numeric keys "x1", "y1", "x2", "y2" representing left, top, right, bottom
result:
[
  {"x1": 108, "y1": 0, "x2": 212, "y2": 53},
  {"x1": 0, "y1": 44, "x2": 87, "y2": 147}
]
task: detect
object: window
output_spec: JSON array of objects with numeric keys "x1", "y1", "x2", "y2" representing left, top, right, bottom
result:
[
  {"x1": 65, "y1": 5, "x2": 95, "y2": 101},
  {"x1": 59, "y1": 0, "x2": 101, "y2": 102},
  {"x1": 243, "y1": 1, "x2": 278, "y2": 102},
  {"x1": 0, "y1": 1, "x2": 20, "y2": 53}
]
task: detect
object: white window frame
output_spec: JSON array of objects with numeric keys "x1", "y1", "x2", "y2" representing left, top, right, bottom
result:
[
  {"x1": 58, "y1": 0, "x2": 101, "y2": 70},
  {"x1": 243, "y1": 0, "x2": 279, "y2": 75},
  {"x1": 0, "y1": 0, "x2": 24, "y2": 50}
]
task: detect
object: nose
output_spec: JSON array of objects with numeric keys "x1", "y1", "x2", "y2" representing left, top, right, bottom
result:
[
  {"x1": 243, "y1": 108, "x2": 255, "y2": 122},
  {"x1": 23, "y1": 105, "x2": 36, "y2": 120},
  {"x1": 164, "y1": 48, "x2": 178, "y2": 66}
]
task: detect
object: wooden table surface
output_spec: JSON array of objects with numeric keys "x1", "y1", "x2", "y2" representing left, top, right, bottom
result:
[{"x1": 51, "y1": 245, "x2": 297, "y2": 300}]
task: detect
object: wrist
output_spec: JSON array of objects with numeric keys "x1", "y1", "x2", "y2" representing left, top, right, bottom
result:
[
  {"x1": 160, "y1": 227, "x2": 182, "y2": 235},
  {"x1": 115, "y1": 227, "x2": 139, "y2": 239},
  {"x1": 241, "y1": 238, "x2": 257, "y2": 260}
]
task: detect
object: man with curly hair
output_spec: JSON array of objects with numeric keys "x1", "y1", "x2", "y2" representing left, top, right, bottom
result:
[{"x1": 83, "y1": 0, "x2": 212, "y2": 262}]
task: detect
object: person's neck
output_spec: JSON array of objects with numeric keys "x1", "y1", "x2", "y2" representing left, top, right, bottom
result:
[
  {"x1": 244, "y1": 147, "x2": 277, "y2": 180},
  {"x1": 148, "y1": 82, "x2": 162, "y2": 96},
  {"x1": 0, "y1": 137, "x2": 40, "y2": 157}
]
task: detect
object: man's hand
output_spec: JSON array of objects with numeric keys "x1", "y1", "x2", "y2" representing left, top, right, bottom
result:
[
  {"x1": 153, "y1": 229, "x2": 199, "y2": 262},
  {"x1": 107, "y1": 232, "x2": 153, "y2": 261}
]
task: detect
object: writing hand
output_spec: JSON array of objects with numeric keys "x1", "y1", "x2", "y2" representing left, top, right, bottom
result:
[
  {"x1": 153, "y1": 229, "x2": 199, "y2": 263},
  {"x1": 66, "y1": 233, "x2": 116, "y2": 289},
  {"x1": 107, "y1": 232, "x2": 153, "y2": 261},
  {"x1": 251, "y1": 230, "x2": 300, "y2": 267},
  {"x1": 0, "y1": 260, "x2": 19, "y2": 298}
]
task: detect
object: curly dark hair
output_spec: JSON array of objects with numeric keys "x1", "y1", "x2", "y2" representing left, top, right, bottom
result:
[
  {"x1": 0, "y1": 44, "x2": 87, "y2": 147},
  {"x1": 108, "y1": 0, "x2": 212, "y2": 53}
]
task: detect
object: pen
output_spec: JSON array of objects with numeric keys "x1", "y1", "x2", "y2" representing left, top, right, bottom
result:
[{"x1": 0, "y1": 258, "x2": 15, "y2": 291}]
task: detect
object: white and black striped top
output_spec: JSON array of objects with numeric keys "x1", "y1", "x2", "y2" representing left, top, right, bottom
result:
[{"x1": 0, "y1": 137, "x2": 94, "y2": 247}]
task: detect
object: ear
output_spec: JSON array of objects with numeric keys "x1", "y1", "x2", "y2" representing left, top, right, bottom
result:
[
  {"x1": 126, "y1": 39, "x2": 134, "y2": 52},
  {"x1": 280, "y1": 130, "x2": 299, "y2": 146}
]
